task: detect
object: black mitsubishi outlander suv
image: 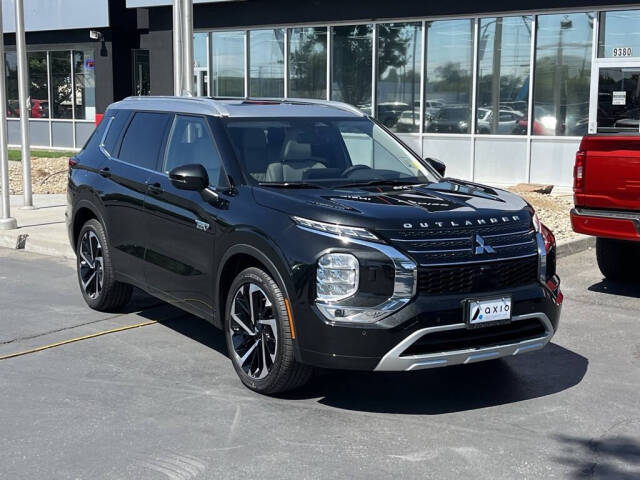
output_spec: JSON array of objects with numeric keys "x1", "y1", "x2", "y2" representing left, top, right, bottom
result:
[{"x1": 67, "y1": 96, "x2": 562, "y2": 394}]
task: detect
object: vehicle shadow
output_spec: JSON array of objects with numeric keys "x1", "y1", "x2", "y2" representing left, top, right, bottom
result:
[
  {"x1": 552, "y1": 434, "x2": 640, "y2": 479},
  {"x1": 280, "y1": 343, "x2": 588, "y2": 414},
  {"x1": 150, "y1": 304, "x2": 588, "y2": 415},
  {"x1": 588, "y1": 280, "x2": 640, "y2": 299}
]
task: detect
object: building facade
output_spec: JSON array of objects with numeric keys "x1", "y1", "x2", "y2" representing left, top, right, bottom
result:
[{"x1": 7, "y1": 0, "x2": 640, "y2": 187}]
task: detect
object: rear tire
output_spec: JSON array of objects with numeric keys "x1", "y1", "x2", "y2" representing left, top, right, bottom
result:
[
  {"x1": 76, "y1": 219, "x2": 132, "y2": 311},
  {"x1": 596, "y1": 237, "x2": 640, "y2": 282},
  {"x1": 224, "y1": 267, "x2": 312, "y2": 395}
]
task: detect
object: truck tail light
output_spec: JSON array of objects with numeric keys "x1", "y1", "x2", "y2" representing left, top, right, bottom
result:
[{"x1": 573, "y1": 150, "x2": 586, "y2": 193}]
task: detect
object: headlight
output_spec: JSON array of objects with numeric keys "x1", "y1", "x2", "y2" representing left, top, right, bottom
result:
[
  {"x1": 292, "y1": 216, "x2": 379, "y2": 241},
  {"x1": 316, "y1": 253, "x2": 359, "y2": 302}
]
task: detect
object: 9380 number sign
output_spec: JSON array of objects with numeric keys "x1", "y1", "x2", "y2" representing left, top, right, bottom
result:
[{"x1": 613, "y1": 47, "x2": 633, "y2": 57}]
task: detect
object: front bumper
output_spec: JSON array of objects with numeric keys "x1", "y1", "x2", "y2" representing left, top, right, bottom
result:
[
  {"x1": 294, "y1": 281, "x2": 562, "y2": 371},
  {"x1": 374, "y1": 312, "x2": 553, "y2": 371},
  {"x1": 571, "y1": 207, "x2": 640, "y2": 241}
]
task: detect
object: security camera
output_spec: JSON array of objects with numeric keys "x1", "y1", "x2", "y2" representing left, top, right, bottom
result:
[{"x1": 89, "y1": 30, "x2": 103, "y2": 41}]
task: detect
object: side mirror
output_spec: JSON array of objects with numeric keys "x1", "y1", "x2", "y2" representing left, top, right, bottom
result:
[
  {"x1": 169, "y1": 164, "x2": 209, "y2": 191},
  {"x1": 425, "y1": 157, "x2": 446, "y2": 176}
]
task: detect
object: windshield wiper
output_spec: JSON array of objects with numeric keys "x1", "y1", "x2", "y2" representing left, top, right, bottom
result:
[
  {"x1": 337, "y1": 179, "x2": 428, "y2": 189},
  {"x1": 258, "y1": 182, "x2": 323, "y2": 189}
]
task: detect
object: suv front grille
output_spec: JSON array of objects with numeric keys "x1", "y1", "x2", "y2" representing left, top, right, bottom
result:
[
  {"x1": 417, "y1": 255, "x2": 538, "y2": 295},
  {"x1": 378, "y1": 216, "x2": 538, "y2": 266}
]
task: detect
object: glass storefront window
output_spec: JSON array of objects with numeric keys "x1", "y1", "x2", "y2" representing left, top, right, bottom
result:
[
  {"x1": 133, "y1": 49, "x2": 151, "y2": 96},
  {"x1": 28, "y1": 52, "x2": 49, "y2": 118},
  {"x1": 194, "y1": 32, "x2": 209, "y2": 70},
  {"x1": 331, "y1": 25, "x2": 373, "y2": 113},
  {"x1": 249, "y1": 29, "x2": 285, "y2": 98},
  {"x1": 212, "y1": 31, "x2": 245, "y2": 97},
  {"x1": 533, "y1": 13, "x2": 594, "y2": 136},
  {"x1": 598, "y1": 10, "x2": 640, "y2": 58},
  {"x1": 5, "y1": 52, "x2": 19, "y2": 118},
  {"x1": 376, "y1": 22, "x2": 422, "y2": 133},
  {"x1": 50, "y1": 51, "x2": 72, "y2": 119},
  {"x1": 476, "y1": 16, "x2": 532, "y2": 135},
  {"x1": 73, "y1": 50, "x2": 96, "y2": 120},
  {"x1": 288, "y1": 27, "x2": 327, "y2": 99},
  {"x1": 424, "y1": 19, "x2": 474, "y2": 133}
]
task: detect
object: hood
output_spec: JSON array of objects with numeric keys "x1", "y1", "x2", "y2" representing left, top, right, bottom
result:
[{"x1": 253, "y1": 179, "x2": 532, "y2": 232}]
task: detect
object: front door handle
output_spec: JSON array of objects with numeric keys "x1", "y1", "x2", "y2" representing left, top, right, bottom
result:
[
  {"x1": 147, "y1": 182, "x2": 163, "y2": 195},
  {"x1": 99, "y1": 167, "x2": 111, "y2": 178}
]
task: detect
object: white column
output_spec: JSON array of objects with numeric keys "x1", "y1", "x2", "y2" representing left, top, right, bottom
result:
[
  {"x1": 0, "y1": 2, "x2": 17, "y2": 229},
  {"x1": 15, "y1": 0, "x2": 32, "y2": 208},
  {"x1": 172, "y1": 0, "x2": 183, "y2": 96},
  {"x1": 181, "y1": 0, "x2": 194, "y2": 96}
]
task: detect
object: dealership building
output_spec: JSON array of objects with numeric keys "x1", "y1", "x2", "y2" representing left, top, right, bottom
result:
[{"x1": 5, "y1": 0, "x2": 640, "y2": 187}]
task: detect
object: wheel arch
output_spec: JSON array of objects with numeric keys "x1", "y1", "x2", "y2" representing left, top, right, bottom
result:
[
  {"x1": 215, "y1": 242, "x2": 294, "y2": 330},
  {"x1": 71, "y1": 199, "x2": 108, "y2": 252}
]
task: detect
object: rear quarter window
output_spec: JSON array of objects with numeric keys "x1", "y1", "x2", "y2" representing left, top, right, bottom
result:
[
  {"x1": 103, "y1": 110, "x2": 132, "y2": 156},
  {"x1": 118, "y1": 112, "x2": 171, "y2": 170}
]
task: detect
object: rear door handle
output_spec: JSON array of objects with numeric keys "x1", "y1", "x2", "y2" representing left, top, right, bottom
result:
[
  {"x1": 147, "y1": 182, "x2": 163, "y2": 195},
  {"x1": 99, "y1": 167, "x2": 111, "y2": 178}
]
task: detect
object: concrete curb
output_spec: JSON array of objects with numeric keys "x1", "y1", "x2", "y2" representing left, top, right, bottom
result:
[
  {"x1": 556, "y1": 235, "x2": 596, "y2": 259},
  {"x1": 0, "y1": 230, "x2": 75, "y2": 260}
]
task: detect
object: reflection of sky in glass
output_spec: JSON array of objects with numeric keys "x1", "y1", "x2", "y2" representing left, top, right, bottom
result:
[
  {"x1": 599, "y1": 10, "x2": 640, "y2": 57},
  {"x1": 194, "y1": 32, "x2": 208, "y2": 68},
  {"x1": 426, "y1": 20, "x2": 473, "y2": 81},
  {"x1": 478, "y1": 16, "x2": 531, "y2": 78},
  {"x1": 250, "y1": 29, "x2": 284, "y2": 79},
  {"x1": 536, "y1": 13, "x2": 594, "y2": 61},
  {"x1": 212, "y1": 31, "x2": 244, "y2": 77}
]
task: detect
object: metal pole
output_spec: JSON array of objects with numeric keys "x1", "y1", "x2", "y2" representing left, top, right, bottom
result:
[
  {"x1": 15, "y1": 0, "x2": 32, "y2": 208},
  {"x1": 181, "y1": 0, "x2": 194, "y2": 96},
  {"x1": 0, "y1": 2, "x2": 17, "y2": 229},
  {"x1": 172, "y1": 0, "x2": 183, "y2": 96}
]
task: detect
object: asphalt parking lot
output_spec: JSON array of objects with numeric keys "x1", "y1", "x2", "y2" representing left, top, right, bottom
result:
[{"x1": 1, "y1": 247, "x2": 639, "y2": 479}]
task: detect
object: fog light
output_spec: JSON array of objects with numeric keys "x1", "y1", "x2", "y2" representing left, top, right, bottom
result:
[{"x1": 317, "y1": 253, "x2": 359, "y2": 302}]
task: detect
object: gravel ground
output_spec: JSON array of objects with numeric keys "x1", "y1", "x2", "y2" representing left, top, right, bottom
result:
[
  {"x1": 5, "y1": 157, "x2": 69, "y2": 195},
  {"x1": 509, "y1": 190, "x2": 577, "y2": 242},
  {"x1": 2, "y1": 161, "x2": 577, "y2": 241}
]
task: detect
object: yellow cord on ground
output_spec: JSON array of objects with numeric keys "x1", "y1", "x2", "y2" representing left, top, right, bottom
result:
[{"x1": 0, "y1": 320, "x2": 158, "y2": 361}]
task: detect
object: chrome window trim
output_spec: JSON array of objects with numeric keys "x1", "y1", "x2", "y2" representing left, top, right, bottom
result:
[
  {"x1": 296, "y1": 225, "x2": 417, "y2": 324},
  {"x1": 374, "y1": 312, "x2": 554, "y2": 371},
  {"x1": 98, "y1": 115, "x2": 115, "y2": 159}
]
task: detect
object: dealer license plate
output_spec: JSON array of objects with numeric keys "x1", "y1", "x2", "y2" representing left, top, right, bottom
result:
[{"x1": 467, "y1": 297, "x2": 512, "y2": 327}]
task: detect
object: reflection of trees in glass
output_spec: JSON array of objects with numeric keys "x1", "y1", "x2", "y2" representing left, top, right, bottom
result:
[
  {"x1": 377, "y1": 23, "x2": 422, "y2": 132},
  {"x1": 289, "y1": 27, "x2": 326, "y2": 99},
  {"x1": 424, "y1": 19, "x2": 474, "y2": 133},
  {"x1": 331, "y1": 25, "x2": 373, "y2": 108},
  {"x1": 50, "y1": 51, "x2": 72, "y2": 119},
  {"x1": 476, "y1": 16, "x2": 532, "y2": 134},
  {"x1": 5, "y1": 52, "x2": 19, "y2": 117},
  {"x1": 29, "y1": 52, "x2": 49, "y2": 118},
  {"x1": 534, "y1": 13, "x2": 594, "y2": 136}
]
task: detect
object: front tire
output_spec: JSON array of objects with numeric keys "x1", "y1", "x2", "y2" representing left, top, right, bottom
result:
[
  {"x1": 596, "y1": 237, "x2": 640, "y2": 282},
  {"x1": 76, "y1": 219, "x2": 132, "y2": 311},
  {"x1": 224, "y1": 267, "x2": 312, "y2": 394}
]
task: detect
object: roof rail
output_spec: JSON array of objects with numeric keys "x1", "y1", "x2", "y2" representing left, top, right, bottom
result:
[
  {"x1": 116, "y1": 96, "x2": 229, "y2": 116},
  {"x1": 283, "y1": 98, "x2": 365, "y2": 117}
]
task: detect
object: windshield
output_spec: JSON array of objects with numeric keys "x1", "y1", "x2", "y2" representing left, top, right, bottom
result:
[{"x1": 223, "y1": 117, "x2": 437, "y2": 187}]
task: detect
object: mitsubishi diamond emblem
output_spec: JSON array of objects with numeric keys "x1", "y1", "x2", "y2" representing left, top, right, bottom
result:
[{"x1": 474, "y1": 234, "x2": 496, "y2": 255}]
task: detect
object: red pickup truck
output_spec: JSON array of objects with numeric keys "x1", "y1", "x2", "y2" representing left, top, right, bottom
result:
[{"x1": 571, "y1": 135, "x2": 640, "y2": 281}]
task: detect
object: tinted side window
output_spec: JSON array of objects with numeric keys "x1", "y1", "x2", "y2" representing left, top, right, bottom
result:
[
  {"x1": 103, "y1": 110, "x2": 131, "y2": 156},
  {"x1": 164, "y1": 115, "x2": 224, "y2": 186},
  {"x1": 119, "y1": 112, "x2": 170, "y2": 170}
]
